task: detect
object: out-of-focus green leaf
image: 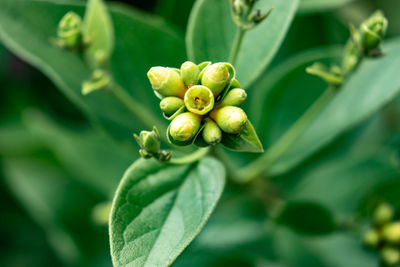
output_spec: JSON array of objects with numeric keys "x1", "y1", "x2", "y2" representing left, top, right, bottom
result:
[
  {"x1": 0, "y1": 0, "x2": 185, "y2": 143},
  {"x1": 186, "y1": 0, "x2": 299, "y2": 88},
  {"x1": 156, "y1": 0, "x2": 196, "y2": 31},
  {"x1": 110, "y1": 157, "x2": 225, "y2": 266},
  {"x1": 269, "y1": 38, "x2": 400, "y2": 175},
  {"x1": 298, "y1": 0, "x2": 355, "y2": 14},
  {"x1": 276, "y1": 202, "x2": 336, "y2": 235},
  {"x1": 83, "y1": 0, "x2": 114, "y2": 68}
]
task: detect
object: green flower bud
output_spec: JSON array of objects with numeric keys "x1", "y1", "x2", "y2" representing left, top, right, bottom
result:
[
  {"x1": 160, "y1": 97, "x2": 184, "y2": 116},
  {"x1": 201, "y1": 63, "x2": 231, "y2": 96},
  {"x1": 203, "y1": 119, "x2": 222, "y2": 145},
  {"x1": 169, "y1": 112, "x2": 202, "y2": 142},
  {"x1": 134, "y1": 126, "x2": 160, "y2": 154},
  {"x1": 147, "y1": 67, "x2": 187, "y2": 98},
  {"x1": 217, "y1": 88, "x2": 247, "y2": 107},
  {"x1": 181, "y1": 61, "x2": 200, "y2": 87},
  {"x1": 381, "y1": 246, "x2": 400, "y2": 266},
  {"x1": 360, "y1": 11, "x2": 388, "y2": 51},
  {"x1": 184, "y1": 85, "x2": 215, "y2": 115},
  {"x1": 57, "y1": 12, "x2": 82, "y2": 49},
  {"x1": 210, "y1": 106, "x2": 247, "y2": 134},
  {"x1": 382, "y1": 222, "x2": 400, "y2": 244},
  {"x1": 374, "y1": 203, "x2": 394, "y2": 226},
  {"x1": 363, "y1": 229, "x2": 380, "y2": 248}
]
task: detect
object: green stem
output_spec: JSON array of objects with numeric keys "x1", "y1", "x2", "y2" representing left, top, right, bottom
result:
[
  {"x1": 168, "y1": 147, "x2": 210, "y2": 165},
  {"x1": 237, "y1": 87, "x2": 336, "y2": 182},
  {"x1": 108, "y1": 83, "x2": 167, "y2": 136},
  {"x1": 229, "y1": 28, "x2": 246, "y2": 65}
]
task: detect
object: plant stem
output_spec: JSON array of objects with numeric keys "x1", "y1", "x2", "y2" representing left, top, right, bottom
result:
[
  {"x1": 237, "y1": 87, "x2": 336, "y2": 182},
  {"x1": 229, "y1": 28, "x2": 246, "y2": 65},
  {"x1": 168, "y1": 147, "x2": 210, "y2": 165},
  {"x1": 108, "y1": 83, "x2": 167, "y2": 135}
]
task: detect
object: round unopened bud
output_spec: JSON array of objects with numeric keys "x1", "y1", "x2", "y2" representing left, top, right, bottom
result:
[
  {"x1": 57, "y1": 11, "x2": 82, "y2": 49},
  {"x1": 374, "y1": 203, "x2": 394, "y2": 226},
  {"x1": 181, "y1": 61, "x2": 200, "y2": 87},
  {"x1": 210, "y1": 106, "x2": 247, "y2": 134},
  {"x1": 169, "y1": 112, "x2": 202, "y2": 142},
  {"x1": 160, "y1": 97, "x2": 184, "y2": 116},
  {"x1": 201, "y1": 63, "x2": 230, "y2": 96},
  {"x1": 383, "y1": 222, "x2": 400, "y2": 244},
  {"x1": 381, "y1": 246, "x2": 400, "y2": 266},
  {"x1": 218, "y1": 88, "x2": 247, "y2": 107},
  {"x1": 363, "y1": 229, "x2": 380, "y2": 248},
  {"x1": 203, "y1": 119, "x2": 222, "y2": 145},
  {"x1": 184, "y1": 85, "x2": 214, "y2": 115},
  {"x1": 139, "y1": 129, "x2": 160, "y2": 154},
  {"x1": 360, "y1": 11, "x2": 388, "y2": 51},
  {"x1": 147, "y1": 67, "x2": 186, "y2": 98}
]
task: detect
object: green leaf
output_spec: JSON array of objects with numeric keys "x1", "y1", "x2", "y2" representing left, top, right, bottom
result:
[
  {"x1": 299, "y1": 0, "x2": 355, "y2": 14},
  {"x1": 83, "y1": 0, "x2": 114, "y2": 68},
  {"x1": 110, "y1": 157, "x2": 225, "y2": 266},
  {"x1": 269, "y1": 38, "x2": 400, "y2": 175},
  {"x1": 276, "y1": 202, "x2": 336, "y2": 235},
  {"x1": 0, "y1": 0, "x2": 185, "y2": 143},
  {"x1": 221, "y1": 120, "x2": 264, "y2": 153},
  {"x1": 186, "y1": 0, "x2": 299, "y2": 88}
]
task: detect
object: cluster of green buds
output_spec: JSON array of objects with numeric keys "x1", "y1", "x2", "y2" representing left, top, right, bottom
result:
[
  {"x1": 147, "y1": 61, "x2": 249, "y2": 147},
  {"x1": 307, "y1": 11, "x2": 388, "y2": 88},
  {"x1": 230, "y1": 0, "x2": 274, "y2": 30},
  {"x1": 363, "y1": 203, "x2": 400, "y2": 266},
  {"x1": 134, "y1": 127, "x2": 172, "y2": 162},
  {"x1": 54, "y1": 11, "x2": 84, "y2": 51}
]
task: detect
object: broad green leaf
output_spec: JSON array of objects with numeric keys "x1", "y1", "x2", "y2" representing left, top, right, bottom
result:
[
  {"x1": 110, "y1": 157, "x2": 225, "y2": 266},
  {"x1": 83, "y1": 0, "x2": 114, "y2": 68},
  {"x1": 156, "y1": 0, "x2": 196, "y2": 31},
  {"x1": 275, "y1": 202, "x2": 336, "y2": 235},
  {"x1": 269, "y1": 38, "x2": 400, "y2": 175},
  {"x1": 0, "y1": 0, "x2": 185, "y2": 143},
  {"x1": 186, "y1": 0, "x2": 299, "y2": 88},
  {"x1": 298, "y1": 0, "x2": 355, "y2": 14},
  {"x1": 221, "y1": 121, "x2": 264, "y2": 153}
]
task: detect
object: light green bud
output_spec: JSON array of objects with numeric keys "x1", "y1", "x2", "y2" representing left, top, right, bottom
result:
[
  {"x1": 57, "y1": 11, "x2": 82, "y2": 49},
  {"x1": 217, "y1": 88, "x2": 247, "y2": 107},
  {"x1": 360, "y1": 11, "x2": 388, "y2": 51},
  {"x1": 184, "y1": 85, "x2": 214, "y2": 115},
  {"x1": 210, "y1": 106, "x2": 247, "y2": 134},
  {"x1": 201, "y1": 63, "x2": 231, "y2": 96},
  {"x1": 383, "y1": 222, "x2": 400, "y2": 244},
  {"x1": 374, "y1": 203, "x2": 394, "y2": 226},
  {"x1": 181, "y1": 61, "x2": 200, "y2": 87},
  {"x1": 169, "y1": 112, "x2": 202, "y2": 142},
  {"x1": 160, "y1": 97, "x2": 184, "y2": 116},
  {"x1": 134, "y1": 126, "x2": 160, "y2": 154},
  {"x1": 147, "y1": 67, "x2": 187, "y2": 98},
  {"x1": 363, "y1": 229, "x2": 380, "y2": 248},
  {"x1": 203, "y1": 119, "x2": 222, "y2": 145},
  {"x1": 381, "y1": 246, "x2": 400, "y2": 266}
]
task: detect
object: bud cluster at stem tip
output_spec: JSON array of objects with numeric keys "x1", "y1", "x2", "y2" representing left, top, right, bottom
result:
[
  {"x1": 146, "y1": 61, "x2": 249, "y2": 148},
  {"x1": 363, "y1": 203, "x2": 400, "y2": 266}
]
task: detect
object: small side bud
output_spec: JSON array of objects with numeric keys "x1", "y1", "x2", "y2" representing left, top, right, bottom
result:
[
  {"x1": 381, "y1": 246, "x2": 400, "y2": 266},
  {"x1": 134, "y1": 126, "x2": 161, "y2": 155},
  {"x1": 184, "y1": 85, "x2": 215, "y2": 115},
  {"x1": 181, "y1": 61, "x2": 200, "y2": 87},
  {"x1": 203, "y1": 119, "x2": 222, "y2": 145},
  {"x1": 160, "y1": 97, "x2": 184, "y2": 116},
  {"x1": 82, "y1": 69, "x2": 111, "y2": 95},
  {"x1": 169, "y1": 112, "x2": 202, "y2": 142},
  {"x1": 57, "y1": 12, "x2": 82, "y2": 50},
  {"x1": 360, "y1": 11, "x2": 388, "y2": 53},
  {"x1": 201, "y1": 63, "x2": 231, "y2": 96},
  {"x1": 374, "y1": 203, "x2": 394, "y2": 226},
  {"x1": 382, "y1": 222, "x2": 400, "y2": 244},
  {"x1": 217, "y1": 88, "x2": 247, "y2": 107},
  {"x1": 210, "y1": 106, "x2": 247, "y2": 134},
  {"x1": 147, "y1": 67, "x2": 187, "y2": 98},
  {"x1": 363, "y1": 229, "x2": 381, "y2": 248}
]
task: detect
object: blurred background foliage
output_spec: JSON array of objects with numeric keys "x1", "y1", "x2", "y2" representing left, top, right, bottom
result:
[{"x1": 0, "y1": 0, "x2": 400, "y2": 266}]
